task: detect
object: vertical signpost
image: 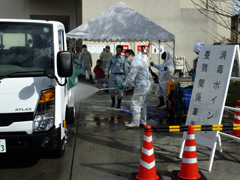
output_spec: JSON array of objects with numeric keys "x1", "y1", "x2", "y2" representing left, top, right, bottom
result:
[{"x1": 180, "y1": 45, "x2": 239, "y2": 171}]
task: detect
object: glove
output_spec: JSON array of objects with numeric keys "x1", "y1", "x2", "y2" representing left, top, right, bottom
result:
[
  {"x1": 150, "y1": 61, "x2": 154, "y2": 66},
  {"x1": 189, "y1": 70, "x2": 194, "y2": 76},
  {"x1": 118, "y1": 84, "x2": 123, "y2": 90},
  {"x1": 164, "y1": 66, "x2": 168, "y2": 70}
]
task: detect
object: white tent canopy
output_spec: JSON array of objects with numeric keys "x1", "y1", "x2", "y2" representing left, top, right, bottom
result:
[{"x1": 67, "y1": 2, "x2": 175, "y2": 42}]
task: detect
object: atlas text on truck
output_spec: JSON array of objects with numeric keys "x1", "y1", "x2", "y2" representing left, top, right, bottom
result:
[{"x1": 0, "y1": 19, "x2": 75, "y2": 157}]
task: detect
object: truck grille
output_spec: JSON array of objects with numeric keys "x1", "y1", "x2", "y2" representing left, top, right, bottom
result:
[{"x1": 0, "y1": 112, "x2": 34, "y2": 126}]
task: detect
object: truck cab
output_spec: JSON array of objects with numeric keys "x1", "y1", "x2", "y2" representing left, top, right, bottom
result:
[{"x1": 0, "y1": 19, "x2": 74, "y2": 157}]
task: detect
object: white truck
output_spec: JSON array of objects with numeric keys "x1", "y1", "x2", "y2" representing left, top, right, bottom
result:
[{"x1": 0, "y1": 19, "x2": 75, "y2": 157}]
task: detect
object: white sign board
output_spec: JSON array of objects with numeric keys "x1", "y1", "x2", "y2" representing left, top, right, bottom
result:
[
  {"x1": 152, "y1": 45, "x2": 164, "y2": 54},
  {"x1": 88, "y1": 45, "x2": 114, "y2": 54},
  {"x1": 180, "y1": 45, "x2": 238, "y2": 171}
]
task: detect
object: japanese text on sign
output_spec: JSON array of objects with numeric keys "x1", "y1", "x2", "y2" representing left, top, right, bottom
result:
[{"x1": 185, "y1": 45, "x2": 237, "y2": 148}]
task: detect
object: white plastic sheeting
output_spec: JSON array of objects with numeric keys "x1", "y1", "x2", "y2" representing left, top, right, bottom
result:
[{"x1": 67, "y1": 2, "x2": 175, "y2": 42}]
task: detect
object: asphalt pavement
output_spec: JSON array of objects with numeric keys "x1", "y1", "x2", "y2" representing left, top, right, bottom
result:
[
  {"x1": 69, "y1": 82, "x2": 240, "y2": 180},
  {"x1": 0, "y1": 82, "x2": 240, "y2": 180}
]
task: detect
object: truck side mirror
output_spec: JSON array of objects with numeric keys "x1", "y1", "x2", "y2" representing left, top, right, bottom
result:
[{"x1": 57, "y1": 51, "x2": 73, "y2": 77}]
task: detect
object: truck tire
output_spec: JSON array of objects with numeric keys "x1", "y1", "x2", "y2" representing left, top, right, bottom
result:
[
  {"x1": 66, "y1": 106, "x2": 75, "y2": 125},
  {"x1": 53, "y1": 138, "x2": 66, "y2": 158}
]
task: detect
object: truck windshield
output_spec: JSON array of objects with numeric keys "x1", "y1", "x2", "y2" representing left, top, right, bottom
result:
[{"x1": 0, "y1": 22, "x2": 53, "y2": 78}]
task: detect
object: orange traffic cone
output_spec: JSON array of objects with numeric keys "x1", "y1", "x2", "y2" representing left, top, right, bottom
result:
[
  {"x1": 171, "y1": 125, "x2": 207, "y2": 180},
  {"x1": 231, "y1": 100, "x2": 240, "y2": 137},
  {"x1": 132, "y1": 125, "x2": 163, "y2": 180}
]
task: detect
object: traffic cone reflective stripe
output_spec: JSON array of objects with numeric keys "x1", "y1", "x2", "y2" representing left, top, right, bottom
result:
[
  {"x1": 140, "y1": 146, "x2": 156, "y2": 170},
  {"x1": 184, "y1": 146, "x2": 196, "y2": 151},
  {"x1": 144, "y1": 135, "x2": 152, "y2": 142},
  {"x1": 140, "y1": 159, "x2": 156, "y2": 170},
  {"x1": 171, "y1": 125, "x2": 207, "y2": 180},
  {"x1": 142, "y1": 147, "x2": 154, "y2": 156},
  {"x1": 182, "y1": 136, "x2": 198, "y2": 165},
  {"x1": 182, "y1": 157, "x2": 197, "y2": 164},
  {"x1": 186, "y1": 134, "x2": 195, "y2": 139},
  {"x1": 231, "y1": 100, "x2": 240, "y2": 137},
  {"x1": 136, "y1": 125, "x2": 159, "y2": 180},
  {"x1": 235, "y1": 111, "x2": 240, "y2": 116},
  {"x1": 178, "y1": 125, "x2": 201, "y2": 179},
  {"x1": 233, "y1": 114, "x2": 240, "y2": 123},
  {"x1": 132, "y1": 125, "x2": 163, "y2": 180}
]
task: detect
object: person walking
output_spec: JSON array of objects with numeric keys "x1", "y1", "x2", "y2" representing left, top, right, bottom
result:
[
  {"x1": 105, "y1": 45, "x2": 128, "y2": 108},
  {"x1": 99, "y1": 45, "x2": 113, "y2": 70},
  {"x1": 79, "y1": 44, "x2": 94, "y2": 83},
  {"x1": 119, "y1": 49, "x2": 153, "y2": 128},
  {"x1": 150, "y1": 51, "x2": 175, "y2": 110}
]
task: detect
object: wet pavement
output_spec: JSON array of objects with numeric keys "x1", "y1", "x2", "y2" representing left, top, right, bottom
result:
[{"x1": 0, "y1": 82, "x2": 240, "y2": 180}]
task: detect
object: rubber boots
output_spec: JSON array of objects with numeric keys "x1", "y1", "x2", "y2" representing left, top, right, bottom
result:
[
  {"x1": 117, "y1": 99, "x2": 121, "y2": 109},
  {"x1": 164, "y1": 100, "x2": 169, "y2": 111},
  {"x1": 126, "y1": 116, "x2": 140, "y2": 128},
  {"x1": 78, "y1": 74, "x2": 85, "y2": 82},
  {"x1": 82, "y1": 75, "x2": 86, "y2": 82},
  {"x1": 157, "y1": 96, "x2": 165, "y2": 107},
  {"x1": 111, "y1": 97, "x2": 115, "y2": 107},
  {"x1": 126, "y1": 122, "x2": 140, "y2": 128},
  {"x1": 89, "y1": 75, "x2": 95, "y2": 84}
]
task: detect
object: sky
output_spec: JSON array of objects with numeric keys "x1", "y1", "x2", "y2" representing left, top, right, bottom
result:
[{"x1": 232, "y1": 0, "x2": 240, "y2": 15}]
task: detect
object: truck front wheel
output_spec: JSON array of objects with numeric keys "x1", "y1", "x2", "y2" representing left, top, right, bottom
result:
[
  {"x1": 53, "y1": 137, "x2": 66, "y2": 158},
  {"x1": 66, "y1": 106, "x2": 75, "y2": 125}
]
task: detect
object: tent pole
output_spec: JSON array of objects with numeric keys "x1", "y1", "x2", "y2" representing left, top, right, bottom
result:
[
  {"x1": 158, "y1": 40, "x2": 161, "y2": 64},
  {"x1": 173, "y1": 40, "x2": 175, "y2": 58},
  {"x1": 134, "y1": 41, "x2": 136, "y2": 54},
  {"x1": 149, "y1": 41, "x2": 152, "y2": 65}
]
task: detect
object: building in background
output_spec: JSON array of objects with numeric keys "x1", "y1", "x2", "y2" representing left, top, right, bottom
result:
[
  {"x1": 0, "y1": 0, "x2": 82, "y2": 32},
  {"x1": 0, "y1": 0, "x2": 233, "y2": 71}
]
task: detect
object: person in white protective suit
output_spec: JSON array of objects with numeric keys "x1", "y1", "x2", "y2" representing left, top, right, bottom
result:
[
  {"x1": 190, "y1": 41, "x2": 205, "y2": 81},
  {"x1": 150, "y1": 51, "x2": 175, "y2": 110},
  {"x1": 193, "y1": 41, "x2": 204, "y2": 72},
  {"x1": 137, "y1": 42, "x2": 151, "y2": 66},
  {"x1": 119, "y1": 49, "x2": 153, "y2": 128}
]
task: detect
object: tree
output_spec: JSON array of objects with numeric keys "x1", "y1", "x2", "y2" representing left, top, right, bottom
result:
[{"x1": 191, "y1": 0, "x2": 240, "y2": 44}]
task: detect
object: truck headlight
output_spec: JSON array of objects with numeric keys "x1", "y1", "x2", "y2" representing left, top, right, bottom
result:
[{"x1": 34, "y1": 89, "x2": 55, "y2": 132}]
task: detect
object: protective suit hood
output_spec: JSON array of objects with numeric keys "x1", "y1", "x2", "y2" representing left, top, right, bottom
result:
[
  {"x1": 164, "y1": 51, "x2": 173, "y2": 62},
  {"x1": 162, "y1": 51, "x2": 174, "y2": 68},
  {"x1": 193, "y1": 41, "x2": 204, "y2": 54}
]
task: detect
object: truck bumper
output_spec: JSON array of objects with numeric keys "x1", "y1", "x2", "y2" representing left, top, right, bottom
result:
[{"x1": 0, "y1": 127, "x2": 62, "y2": 154}]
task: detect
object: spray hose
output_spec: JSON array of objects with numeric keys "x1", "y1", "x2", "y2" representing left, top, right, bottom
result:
[
  {"x1": 119, "y1": 65, "x2": 192, "y2": 120},
  {"x1": 151, "y1": 69, "x2": 191, "y2": 120}
]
